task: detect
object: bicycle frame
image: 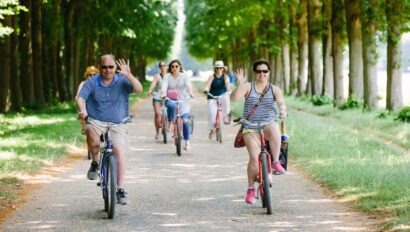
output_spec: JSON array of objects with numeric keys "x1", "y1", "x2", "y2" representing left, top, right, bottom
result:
[
  {"x1": 206, "y1": 92, "x2": 226, "y2": 143},
  {"x1": 164, "y1": 97, "x2": 184, "y2": 156}
]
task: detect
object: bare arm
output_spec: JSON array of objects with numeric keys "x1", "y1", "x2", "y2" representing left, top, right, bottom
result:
[
  {"x1": 116, "y1": 59, "x2": 143, "y2": 93},
  {"x1": 147, "y1": 75, "x2": 159, "y2": 96},
  {"x1": 76, "y1": 97, "x2": 88, "y2": 120},
  {"x1": 203, "y1": 75, "x2": 214, "y2": 92},
  {"x1": 272, "y1": 85, "x2": 287, "y2": 117},
  {"x1": 230, "y1": 68, "x2": 250, "y2": 101}
]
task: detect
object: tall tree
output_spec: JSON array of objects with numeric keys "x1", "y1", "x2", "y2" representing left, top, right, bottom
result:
[
  {"x1": 332, "y1": 0, "x2": 346, "y2": 107},
  {"x1": 360, "y1": 0, "x2": 380, "y2": 110},
  {"x1": 288, "y1": 0, "x2": 299, "y2": 95},
  {"x1": 296, "y1": 0, "x2": 309, "y2": 95},
  {"x1": 0, "y1": 16, "x2": 11, "y2": 113},
  {"x1": 307, "y1": 0, "x2": 323, "y2": 97},
  {"x1": 10, "y1": 15, "x2": 22, "y2": 111},
  {"x1": 31, "y1": 0, "x2": 45, "y2": 106},
  {"x1": 345, "y1": 0, "x2": 363, "y2": 99},
  {"x1": 385, "y1": 0, "x2": 404, "y2": 111},
  {"x1": 322, "y1": 0, "x2": 333, "y2": 98}
]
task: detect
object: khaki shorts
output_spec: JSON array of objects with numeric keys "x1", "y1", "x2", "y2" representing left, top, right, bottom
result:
[
  {"x1": 242, "y1": 128, "x2": 258, "y2": 135},
  {"x1": 86, "y1": 119, "x2": 129, "y2": 148}
]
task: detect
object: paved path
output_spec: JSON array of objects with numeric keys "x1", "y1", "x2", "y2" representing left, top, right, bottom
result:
[{"x1": 1, "y1": 93, "x2": 378, "y2": 232}]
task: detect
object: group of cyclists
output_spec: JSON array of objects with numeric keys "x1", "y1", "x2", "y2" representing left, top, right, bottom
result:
[{"x1": 76, "y1": 54, "x2": 287, "y2": 207}]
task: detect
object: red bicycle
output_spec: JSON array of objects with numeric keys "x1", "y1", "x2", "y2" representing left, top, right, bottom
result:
[
  {"x1": 165, "y1": 97, "x2": 184, "y2": 156},
  {"x1": 205, "y1": 92, "x2": 227, "y2": 143},
  {"x1": 237, "y1": 118, "x2": 276, "y2": 214}
]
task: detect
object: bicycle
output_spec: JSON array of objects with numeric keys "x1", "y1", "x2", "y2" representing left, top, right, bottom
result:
[
  {"x1": 266, "y1": 120, "x2": 289, "y2": 172},
  {"x1": 205, "y1": 92, "x2": 227, "y2": 143},
  {"x1": 164, "y1": 97, "x2": 184, "y2": 156},
  {"x1": 86, "y1": 115, "x2": 134, "y2": 219},
  {"x1": 236, "y1": 118, "x2": 275, "y2": 215}
]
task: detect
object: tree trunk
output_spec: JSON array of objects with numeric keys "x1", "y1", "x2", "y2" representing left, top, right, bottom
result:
[
  {"x1": 274, "y1": 55, "x2": 283, "y2": 88},
  {"x1": 297, "y1": 0, "x2": 308, "y2": 95},
  {"x1": 0, "y1": 16, "x2": 12, "y2": 113},
  {"x1": 308, "y1": 0, "x2": 323, "y2": 97},
  {"x1": 64, "y1": 0, "x2": 75, "y2": 99},
  {"x1": 322, "y1": 0, "x2": 333, "y2": 98},
  {"x1": 10, "y1": 16, "x2": 22, "y2": 111},
  {"x1": 32, "y1": 0, "x2": 45, "y2": 106},
  {"x1": 289, "y1": 1, "x2": 299, "y2": 95},
  {"x1": 282, "y1": 44, "x2": 290, "y2": 94},
  {"x1": 361, "y1": 0, "x2": 378, "y2": 110},
  {"x1": 332, "y1": 0, "x2": 346, "y2": 107},
  {"x1": 345, "y1": 0, "x2": 363, "y2": 100},
  {"x1": 386, "y1": 1, "x2": 403, "y2": 112},
  {"x1": 19, "y1": 0, "x2": 34, "y2": 107}
]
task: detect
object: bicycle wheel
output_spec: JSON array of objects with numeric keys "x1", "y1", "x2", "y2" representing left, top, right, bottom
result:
[
  {"x1": 176, "y1": 118, "x2": 182, "y2": 156},
  {"x1": 102, "y1": 160, "x2": 109, "y2": 213},
  {"x1": 106, "y1": 155, "x2": 117, "y2": 219},
  {"x1": 161, "y1": 112, "x2": 168, "y2": 144},
  {"x1": 217, "y1": 112, "x2": 223, "y2": 143},
  {"x1": 261, "y1": 152, "x2": 273, "y2": 215}
]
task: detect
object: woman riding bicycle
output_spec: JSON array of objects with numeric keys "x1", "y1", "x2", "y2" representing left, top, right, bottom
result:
[
  {"x1": 148, "y1": 61, "x2": 167, "y2": 140},
  {"x1": 230, "y1": 59, "x2": 287, "y2": 204},
  {"x1": 203, "y1": 60, "x2": 232, "y2": 139},
  {"x1": 160, "y1": 59, "x2": 194, "y2": 151}
]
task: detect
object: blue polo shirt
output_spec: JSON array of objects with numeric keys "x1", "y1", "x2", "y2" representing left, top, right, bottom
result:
[{"x1": 78, "y1": 74, "x2": 133, "y2": 124}]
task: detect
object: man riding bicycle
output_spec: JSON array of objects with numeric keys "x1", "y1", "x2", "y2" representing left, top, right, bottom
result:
[{"x1": 76, "y1": 54, "x2": 143, "y2": 205}]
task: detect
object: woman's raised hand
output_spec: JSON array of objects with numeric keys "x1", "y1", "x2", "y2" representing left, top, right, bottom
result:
[{"x1": 234, "y1": 68, "x2": 246, "y2": 85}]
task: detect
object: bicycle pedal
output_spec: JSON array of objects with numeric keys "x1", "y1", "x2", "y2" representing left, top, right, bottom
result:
[{"x1": 96, "y1": 182, "x2": 101, "y2": 186}]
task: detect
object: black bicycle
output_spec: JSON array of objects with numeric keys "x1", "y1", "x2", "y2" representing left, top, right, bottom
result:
[{"x1": 86, "y1": 115, "x2": 134, "y2": 219}]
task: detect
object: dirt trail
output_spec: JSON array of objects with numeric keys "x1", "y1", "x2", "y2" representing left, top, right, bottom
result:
[{"x1": 0, "y1": 92, "x2": 380, "y2": 231}]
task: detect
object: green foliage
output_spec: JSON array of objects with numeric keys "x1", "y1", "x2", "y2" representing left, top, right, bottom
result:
[
  {"x1": 338, "y1": 96, "x2": 362, "y2": 110},
  {"x1": 311, "y1": 95, "x2": 332, "y2": 106},
  {"x1": 394, "y1": 106, "x2": 410, "y2": 123}
]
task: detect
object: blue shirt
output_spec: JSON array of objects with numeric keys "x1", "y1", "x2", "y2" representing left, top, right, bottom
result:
[{"x1": 78, "y1": 74, "x2": 133, "y2": 123}]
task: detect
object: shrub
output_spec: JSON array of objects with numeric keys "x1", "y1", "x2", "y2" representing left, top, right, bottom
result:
[
  {"x1": 311, "y1": 95, "x2": 332, "y2": 106},
  {"x1": 394, "y1": 106, "x2": 410, "y2": 123},
  {"x1": 338, "y1": 96, "x2": 361, "y2": 110}
]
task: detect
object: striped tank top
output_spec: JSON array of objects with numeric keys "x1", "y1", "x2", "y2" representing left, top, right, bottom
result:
[{"x1": 242, "y1": 82, "x2": 278, "y2": 129}]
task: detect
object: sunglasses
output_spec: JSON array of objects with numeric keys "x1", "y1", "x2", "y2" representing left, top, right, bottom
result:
[
  {"x1": 159, "y1": 64, "x2": 166, "y2": 67},
  {"x1": 215, "y1": 67, "x2": 224, "y2": 69},
  {"x1": 171, "y1": 65, "x2": 179, "y2": 68},
  {"x1": 101, "y1": 65, "x2": 115, "y2": 70},
  {"x1": 255, "y1": 70, "x2": 269, "y2": 74}
]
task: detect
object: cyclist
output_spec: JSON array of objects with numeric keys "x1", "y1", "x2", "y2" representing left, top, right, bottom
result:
[
  {"x1": 76, "y1": 54, "x2": 143, "y2": 205},
  {"x1": 147, "y1": 61, "x2": 167, "y2": 140},
  {"x1": 160, "y1": 59, "x2": 194, "y2": 151},
  {"x1": 230, "y1": 59, "x2": 287, "y2": 204},
  {"x1": 203, "y1": 60, "x2": 232, "y2": 139}
]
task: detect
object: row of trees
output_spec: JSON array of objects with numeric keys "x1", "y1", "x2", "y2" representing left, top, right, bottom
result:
[
  {"x1": 0, "y1": 0, "x2": 177, "y2": 113},
  {"x1": 185, "y1": 0, "x2": 409, "y2": 111}
]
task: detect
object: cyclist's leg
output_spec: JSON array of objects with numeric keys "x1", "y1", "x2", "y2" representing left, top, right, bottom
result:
[
  {"x1": 110, "y1": 124, "x2": 128, "y2": 189},
  {"x1": 165, "y1": 100, "x2": 177, "y2": 129},
  {"x1": 181, "y1": 113, "x2": 191, "y2": 150},
  {"x1": 85, "y1": 123, "x2": 103, "y2": 161},
  {"x1": 207, "y1": 99, "x2": 217, "y2": 136},
  {"x1": 263, "y1": 122, "x2": 281, "y2": 162},
  {"x1": 243, "y1": 131, "x2": 261, "y2": 188},
  {"x1": 221, "y1": 94, "x2": 231, "y2": 123},
  {"x1": 153, "y1": 100, "x2": 162, "y2": 138}
]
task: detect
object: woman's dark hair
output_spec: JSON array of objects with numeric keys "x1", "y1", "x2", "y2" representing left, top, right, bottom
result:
[
  {"x1": 167, "y1": 59, "x2": 184, "y2": 73},
  {"x1": 252, "y1": 59, "x2": 271, "y2": 71},
  {"x1": 158, "y1": 60, "x2": 166, "y2": 67}
]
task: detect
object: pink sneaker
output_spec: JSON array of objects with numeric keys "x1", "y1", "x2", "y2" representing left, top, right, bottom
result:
[
  {"x1": 272, "y1": 161, "x2": 285, "y2": 175},
  {"x1": 245, "y1": 188, "x2": 256, "y2": 204}
]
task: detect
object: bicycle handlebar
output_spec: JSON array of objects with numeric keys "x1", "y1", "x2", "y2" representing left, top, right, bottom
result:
[
  {"x1": 162, "y1": 97, "x2": 189, "y2": 103},
  {"x1": 204, "y1": 91, "x2": 227, "y2": 99},
  {"x1": 85, "y1": 115, "x2": 135, "y2": 126}
]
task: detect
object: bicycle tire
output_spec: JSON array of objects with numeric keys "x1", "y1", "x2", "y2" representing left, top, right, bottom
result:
[
  {"x1": 176, "y1": 118, "x2": 182, "y2": 156},
  {"x1": 261, "y1": 152, "x2": 273, "y2": 215},
  {"x1": 87, "y1": 149, "x2": 91, "y2": 160},
  {"x1": 102, "y1": 160, "x2": 109, "y2": 213},
  {"x1": 217, "y1": 112, "x2": 223, "y2": 143},
  {"x1": 162, "y1": 112, "x2": 167, "y2": 144},
  {"x1": 107, "y1": 155, "x2": 116, "y2": 219}
]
